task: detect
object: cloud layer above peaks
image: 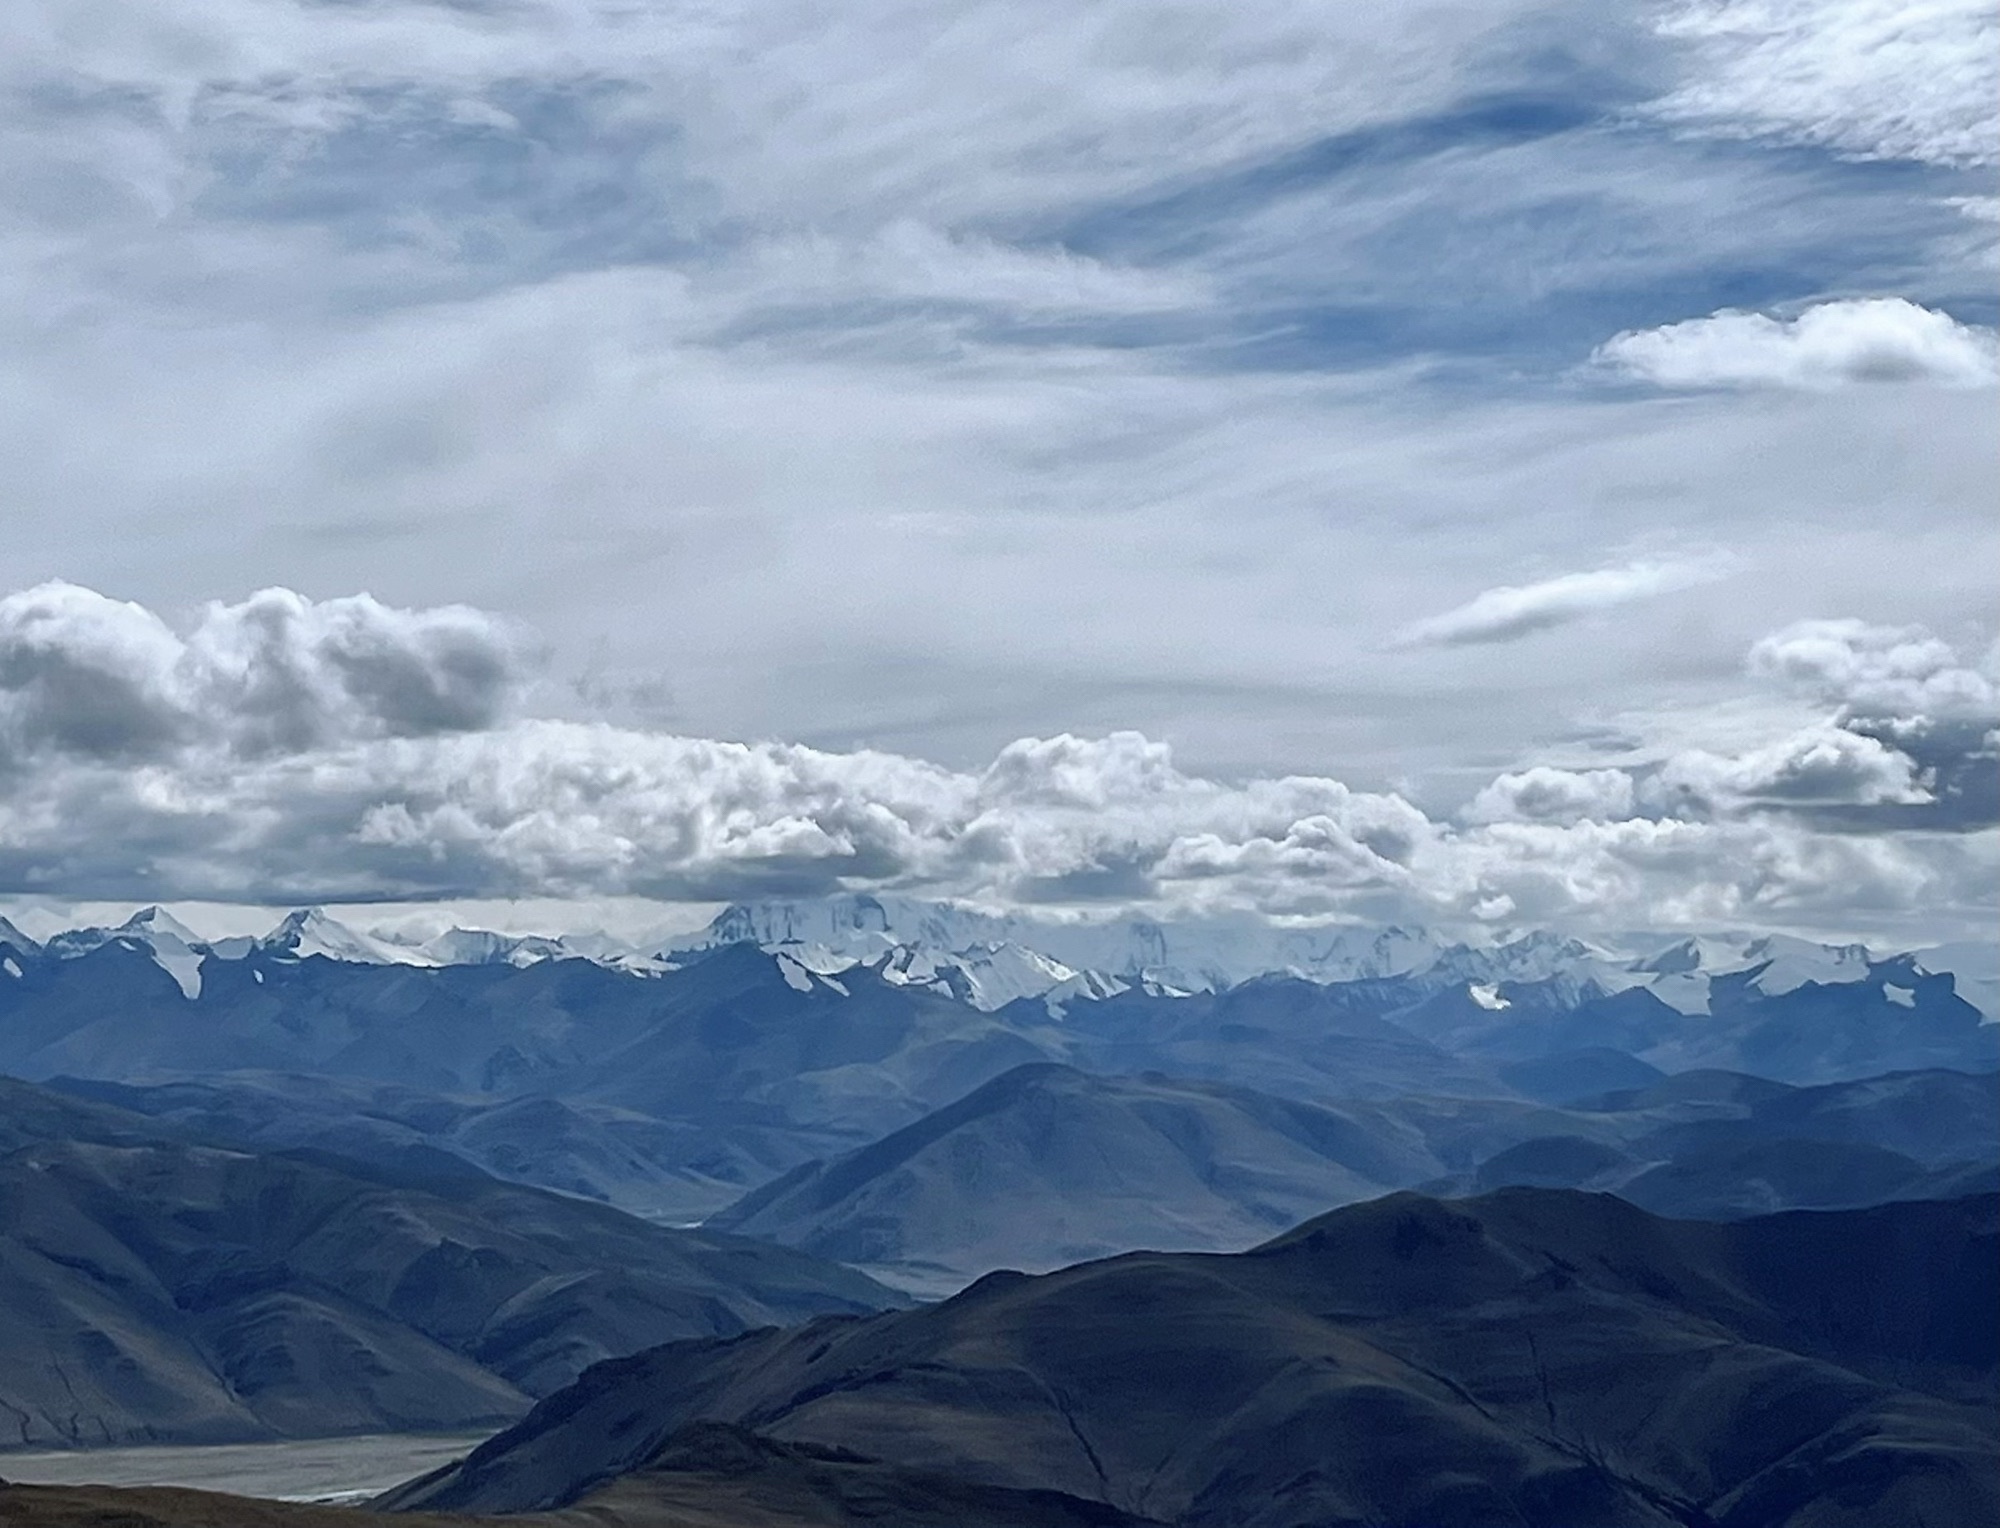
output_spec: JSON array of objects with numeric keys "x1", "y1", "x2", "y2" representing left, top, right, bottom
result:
[{"x1": 2, "y1": 585, "x2": 1992, "y2": 942}]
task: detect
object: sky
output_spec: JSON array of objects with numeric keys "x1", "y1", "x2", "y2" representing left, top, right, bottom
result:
[{"x1": 0, "y1": 0, "x2": 1995, "y2": 945}]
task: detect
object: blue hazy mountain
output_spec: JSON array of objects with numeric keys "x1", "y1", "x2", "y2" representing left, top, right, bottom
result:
[
  {"x1": 705, "y1": 1061, "x2": 2000, "y2": 1292},
  {"x1": 4, "y1": 917, "x2": 1988, "y2": 1110},
  {"x1": 45, "y1": 1070, "x2": 819, "y2": 1225},
  {"x1": 0, "y1": 1075, "x2": 899, "y2": 1449},
  {"x1": 4, "y1": 908, "x2": 1992, "y2": 1239},
  {"x1": 705, "y1": 1064, "x2": 1445, "y2": 1293}
]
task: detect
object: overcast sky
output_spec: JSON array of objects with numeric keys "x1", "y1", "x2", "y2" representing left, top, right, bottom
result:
[{"x1": 1, "y1": 1, "x2": 1995, "y2": 944}]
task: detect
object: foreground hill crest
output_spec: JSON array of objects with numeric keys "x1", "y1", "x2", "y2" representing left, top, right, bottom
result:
[{"x1": 383, "y1": 1187, "x2": 2000, "y2": 1528}]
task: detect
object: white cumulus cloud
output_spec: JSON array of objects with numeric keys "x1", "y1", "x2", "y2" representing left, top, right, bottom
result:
[
  {"x1": 0, "y1": 581, "x2": 527, "y2": 766},
  {"x1": 1747, "y1": 617, "x2": 2000, "y2": 721},
  {"x1": 1595, "y1": 299, "x2": 2000, "y2": 390},
  {"x1": 1465, "y1": 767, "x2": 1638, "y2": 826},
  {"x1": 1649, "y1": 724, "x2": 1932, "y2": 812},
  {"x1": 0, "y1": 585, "x2": 1993, "y2": 942}
]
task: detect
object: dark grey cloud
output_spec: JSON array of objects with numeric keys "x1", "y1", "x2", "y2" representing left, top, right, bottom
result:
[
  {"x1": 0, "y1": 582, "x2": 526, "y2": 766},
  {"x1": 190, "y1": 587, "x2": 525, "y2": 753},
  {"x1": 0, "y1": 584, "x2": 191, "y2": 763},
  {"x1": 1744, "y1": 617, "x2": 2000, "y2": 831}
]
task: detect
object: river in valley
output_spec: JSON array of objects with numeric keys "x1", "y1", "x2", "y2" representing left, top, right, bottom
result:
[{"x1": 0, "y1": 1431, "x2": 494, "y2": 1503}]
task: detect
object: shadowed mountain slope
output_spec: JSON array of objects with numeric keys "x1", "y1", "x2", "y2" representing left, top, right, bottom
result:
[
  {"x1": 45, "y1": 1071, "x2": 815, "y2": 1225},
  {"x1": 386, "y1": 1189, "x2": 2000, "y2": 1528},
  {"x1": 0, "y1": 1080, "x2": 898, "y2": 1449}
]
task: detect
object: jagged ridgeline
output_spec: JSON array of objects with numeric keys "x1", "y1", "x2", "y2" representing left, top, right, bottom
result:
[{"x1": 2, "y1": 898, "x2": 1992, "y2": 1234}]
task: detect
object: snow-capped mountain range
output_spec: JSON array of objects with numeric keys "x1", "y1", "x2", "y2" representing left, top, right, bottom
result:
[{"x1": 2, "y1": 893, "x2": 1993, "y2": 1021}]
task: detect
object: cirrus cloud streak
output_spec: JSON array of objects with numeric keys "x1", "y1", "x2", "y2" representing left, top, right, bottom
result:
[{"x1": 1392, "y1": 557, "x2": 1735, "y2": 649}]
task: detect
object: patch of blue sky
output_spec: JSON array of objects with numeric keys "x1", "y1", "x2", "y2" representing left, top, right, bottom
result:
[
  {"x1": 39, "y1": 11, "x2": 1988, "y2": 384},
  {"x1": 1054, "y1": 91, "x2": 1614, "y2": 261},
  {"x1": 189, "y1": 78, "x2": 714, "y2": 294},
  {"x1": 1048, "y1": 109, "x2": 1992, "y2": 378}
]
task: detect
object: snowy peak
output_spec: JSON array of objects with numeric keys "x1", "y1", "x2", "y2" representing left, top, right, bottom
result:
[
  {"x1": 664, "y1": 896, "x2": 1993, "y2": 1020},
  {"x1": 674, "y1": 900, "x2": 1505, "y2": 994},
  {"x1": 406, "y1": 925, "x2": 673, "y2": 975},
  {"x1": 750, "y1": 937, "x2": 1124, "y2": 1013},
  {"x1": 31, "y1": 904, "x2": 209, "y2": 999},
  {"x1": 0, "y1": 914, "x2": 34, "y2": 982},
  {"x1": 683, "y1": 894, "x2": 1011, "y2": 957},
  {"x1": 117, "y1": 905, "x2": 206, "y2": 947},
  {"x1": 1608, "y1": 930, "x2": 1893, "y2": 1016},
  {"x1": 1912, "y1": 943, "x2": 2000, "y2": 1023},
  {"x1": 127, "y1": 912, "x2": 207, "y2": 1001},
  {"x1": 871, "y1": 939, "x2": 1128, "y2": 1013},
  {"x1": 771, "y1": 949, "x2": 851, "y2": 996},
  {"x1": 258, "y1": 908, "x2": 434, "y2": 967},
  {"x1": 418, "y1": 927, "x2": 568, "y2": 968},
  {"x1": 1736, "y1": 934, "x2": 1873, "y2": 996}
]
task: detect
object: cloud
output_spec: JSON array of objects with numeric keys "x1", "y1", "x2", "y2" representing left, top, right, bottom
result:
[
  {"x1": 1747, "y1": 617, "x2": 1999, "y2": 721},
  {"x1": 0, "y1": 5, "x2": 1995, "y2": 938},
  {"x1": 1595, "y1": 299, "x2": 2000, "y2": 390},
  {"x1": 729, "y1": 222, "x2": 1212, "y2": 318},
  {"x1": 1461, "y1": 734, "x2": 1930, "y2": 829},
  {"x1": 0, "y1": 1, "x2": 1534, "y2": 267},
  {"x1": 1393, "y1": 559, "x2": 1730, "y2": 648},
  {"x1": 1434, "y1": 811, "x2": 1986, "y2": 933},
  {"x1": 0, "y1": 582, "x2": 188, "y2": 760},
  {"x1": 1743, "y1": 618, "x2": 1999, "y2": 830},
  {"x1": 185, "y1": 586, "x2": 527, "y2": 754},
  {"x1": 1651, "y1": 0, "x2": 2000, "y2": 167},
  {"x1": 1465, "y1": 766, "x2": 1637, "y2": 826},
  {"x1": 0, "y1": 582, "x2": 526, "y2": 765},
  {"x1": 1649, "y1": 724, "x2": 1932, "y2": 812},
  {"x1": 0, "y1": 585, "x2": 1992, "y2": 943}
]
